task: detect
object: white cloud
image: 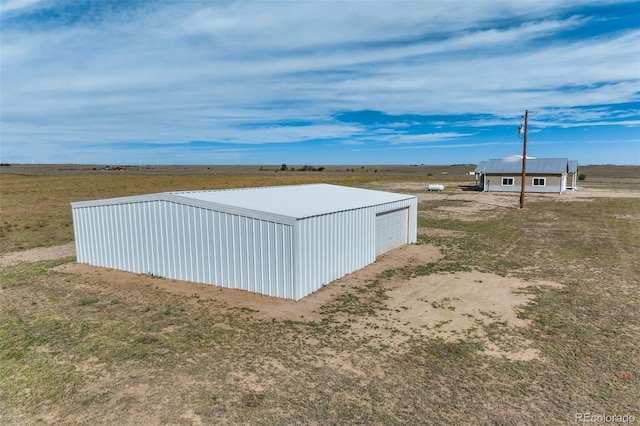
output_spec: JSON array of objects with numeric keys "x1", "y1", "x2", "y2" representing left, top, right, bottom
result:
[
  {"x1": 1, "y1": 0, "x2": 638, "y2": 163},
  {"x1": 385, "y1": 133, "x2": 475, "y2": 144},
  {"x1": 0, "y1": 0, "x2": 44, "y2": 14}
]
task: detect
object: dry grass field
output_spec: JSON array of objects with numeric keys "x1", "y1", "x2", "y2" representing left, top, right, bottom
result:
[{"x1": 1, "y1": 164, "x2": 639, "y2": 424}]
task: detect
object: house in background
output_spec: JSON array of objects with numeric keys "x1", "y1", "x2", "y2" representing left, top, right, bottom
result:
[{"x1": 474, "y1": 157, "x2": 578, "y2": 194}]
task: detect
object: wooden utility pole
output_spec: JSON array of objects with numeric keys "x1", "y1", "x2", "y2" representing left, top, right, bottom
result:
[{"x1": 519, "y1": 110, "x2": 528, "y2": 209}]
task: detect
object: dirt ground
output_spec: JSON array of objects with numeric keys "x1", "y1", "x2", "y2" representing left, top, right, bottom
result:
[
  {"x1": 0, "y1": 242, "x2": 75, "y2": 268},
  {"x1": 55, "y1": 244, "x2": 441, "y2": 322},
  {"x1": 12, "y1": 186, "x2": 630, "y2": 363},
  {"x1": 53, "y1": 245, "x2": 560, "y2": 362},
  {"x1": 384, "y1": 182, "x2": 640, "y2": 222},
  {"x1": 3, "y1": 184, "x2": 637, "y2": 365}
]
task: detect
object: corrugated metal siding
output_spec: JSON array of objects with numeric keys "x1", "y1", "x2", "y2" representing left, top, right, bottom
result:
[
  {"x1": 72, "y1": 186, "x2": 417, "y2": 301},
  {"x1": 293, "y1": 198, "x2": 417, "y2": 300},
  {"x1": 73, "y1": 200, "x2": 295, "y2": 299},
  {"x1": 294, "y1": 207, "x2": 375, "y2": 299}
]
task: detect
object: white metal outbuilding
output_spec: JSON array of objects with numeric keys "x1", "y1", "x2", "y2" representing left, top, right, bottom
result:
[{"x1": 72, "y1": 183, "x2": 417, "y2": 300}]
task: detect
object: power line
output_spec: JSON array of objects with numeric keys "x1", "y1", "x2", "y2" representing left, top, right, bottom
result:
[{"x1": 484, "y1": 119, "x2": 519, "y2": 159}]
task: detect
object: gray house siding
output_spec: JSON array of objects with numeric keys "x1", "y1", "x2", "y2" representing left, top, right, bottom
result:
[{"x1": 477, "y1": 158, "x2": 575, "y2": 194}]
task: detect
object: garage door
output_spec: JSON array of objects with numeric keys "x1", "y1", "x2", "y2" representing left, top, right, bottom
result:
[{"x1": 375, "y1": 208, "x2": 408, "y2": 256}]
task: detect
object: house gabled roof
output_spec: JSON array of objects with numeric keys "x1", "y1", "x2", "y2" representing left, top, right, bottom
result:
[
  {"x1": 480, "y1": 158, "x2": 569, "y2": 174},
  {"x1": 474, "y1": 161, "x2": 488, "y2": 173}
]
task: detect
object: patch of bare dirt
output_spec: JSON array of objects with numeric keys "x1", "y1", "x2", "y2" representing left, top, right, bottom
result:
[
  {"x1": 418, "y1": 191, "x2": 518, "y2": 207},
  {"x1": 417, "y1": 185, "x2": 637, "y2": 225},
  {"x1": 344, "y1": 271, "x2": 562, "y2": 360},
  {"x1": 54, "y1": 245, "x2": 562, "y2": 361},
  {"x1": 418, "y1": 192, "x2": 519, "y2": 221},
  {"x1": 418, "y1": 228, "x2": 467, "y2": 238},
  {"x1": 558, "y1": 187, "x2": 640, "y2": 199},
  {"x1": 56, "y1": 243, "x2": 443, "y2": 322},
  {"x1": 0, "y1": 242, "x2": 75, "y2": 267},
  {"x1": 23, "y1": 232, "x2": 564, "y2": 363}
]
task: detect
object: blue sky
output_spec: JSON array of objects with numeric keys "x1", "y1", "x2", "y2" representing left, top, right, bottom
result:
[{"x1": 1, "y1": 0, "x2": 639, "y2": 165}]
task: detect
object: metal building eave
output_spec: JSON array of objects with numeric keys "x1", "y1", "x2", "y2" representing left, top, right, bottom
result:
[
  {"x1": 171, "y1": 184, "x2": 416, "y2": 220},
  {"x1": 71, "y1": 193, "x2": 164, "y2": 209},
  {"x1": 71, "y1": 192, "x2": 298, "y2": 225},
  {"x1": 165, "y1": 193, "x2": 298, "y2": 225},
  {"x1": 70, "y1": 184, "x2": 416, "y2": 225},
  {"x1": 171, "y1": 194, "x2": 417, "y2": 223}
]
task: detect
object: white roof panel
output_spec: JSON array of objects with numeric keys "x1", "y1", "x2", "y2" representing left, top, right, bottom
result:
[{"x1": 170, "y1": 184, "x2": 414, "y2": 219}]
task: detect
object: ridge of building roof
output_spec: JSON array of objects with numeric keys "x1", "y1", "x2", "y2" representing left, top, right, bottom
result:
[
  {"x1": 71, "y1": 183, "x2": 415, "y2": 221},
  {"x1": 170, "y1": 183, "x2": 414, "y2": 219},
  {"x1": 479, "y1": 158, "x2": 570, "y2": 174}
]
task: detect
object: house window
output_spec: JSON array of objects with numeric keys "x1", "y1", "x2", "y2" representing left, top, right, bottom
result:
[
  {"x1": 533, "y1": 178, "x2": 546, "y2": 186},
  {"x1": 501, "y1": 177, "x2": 514, "y2": 186}
]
